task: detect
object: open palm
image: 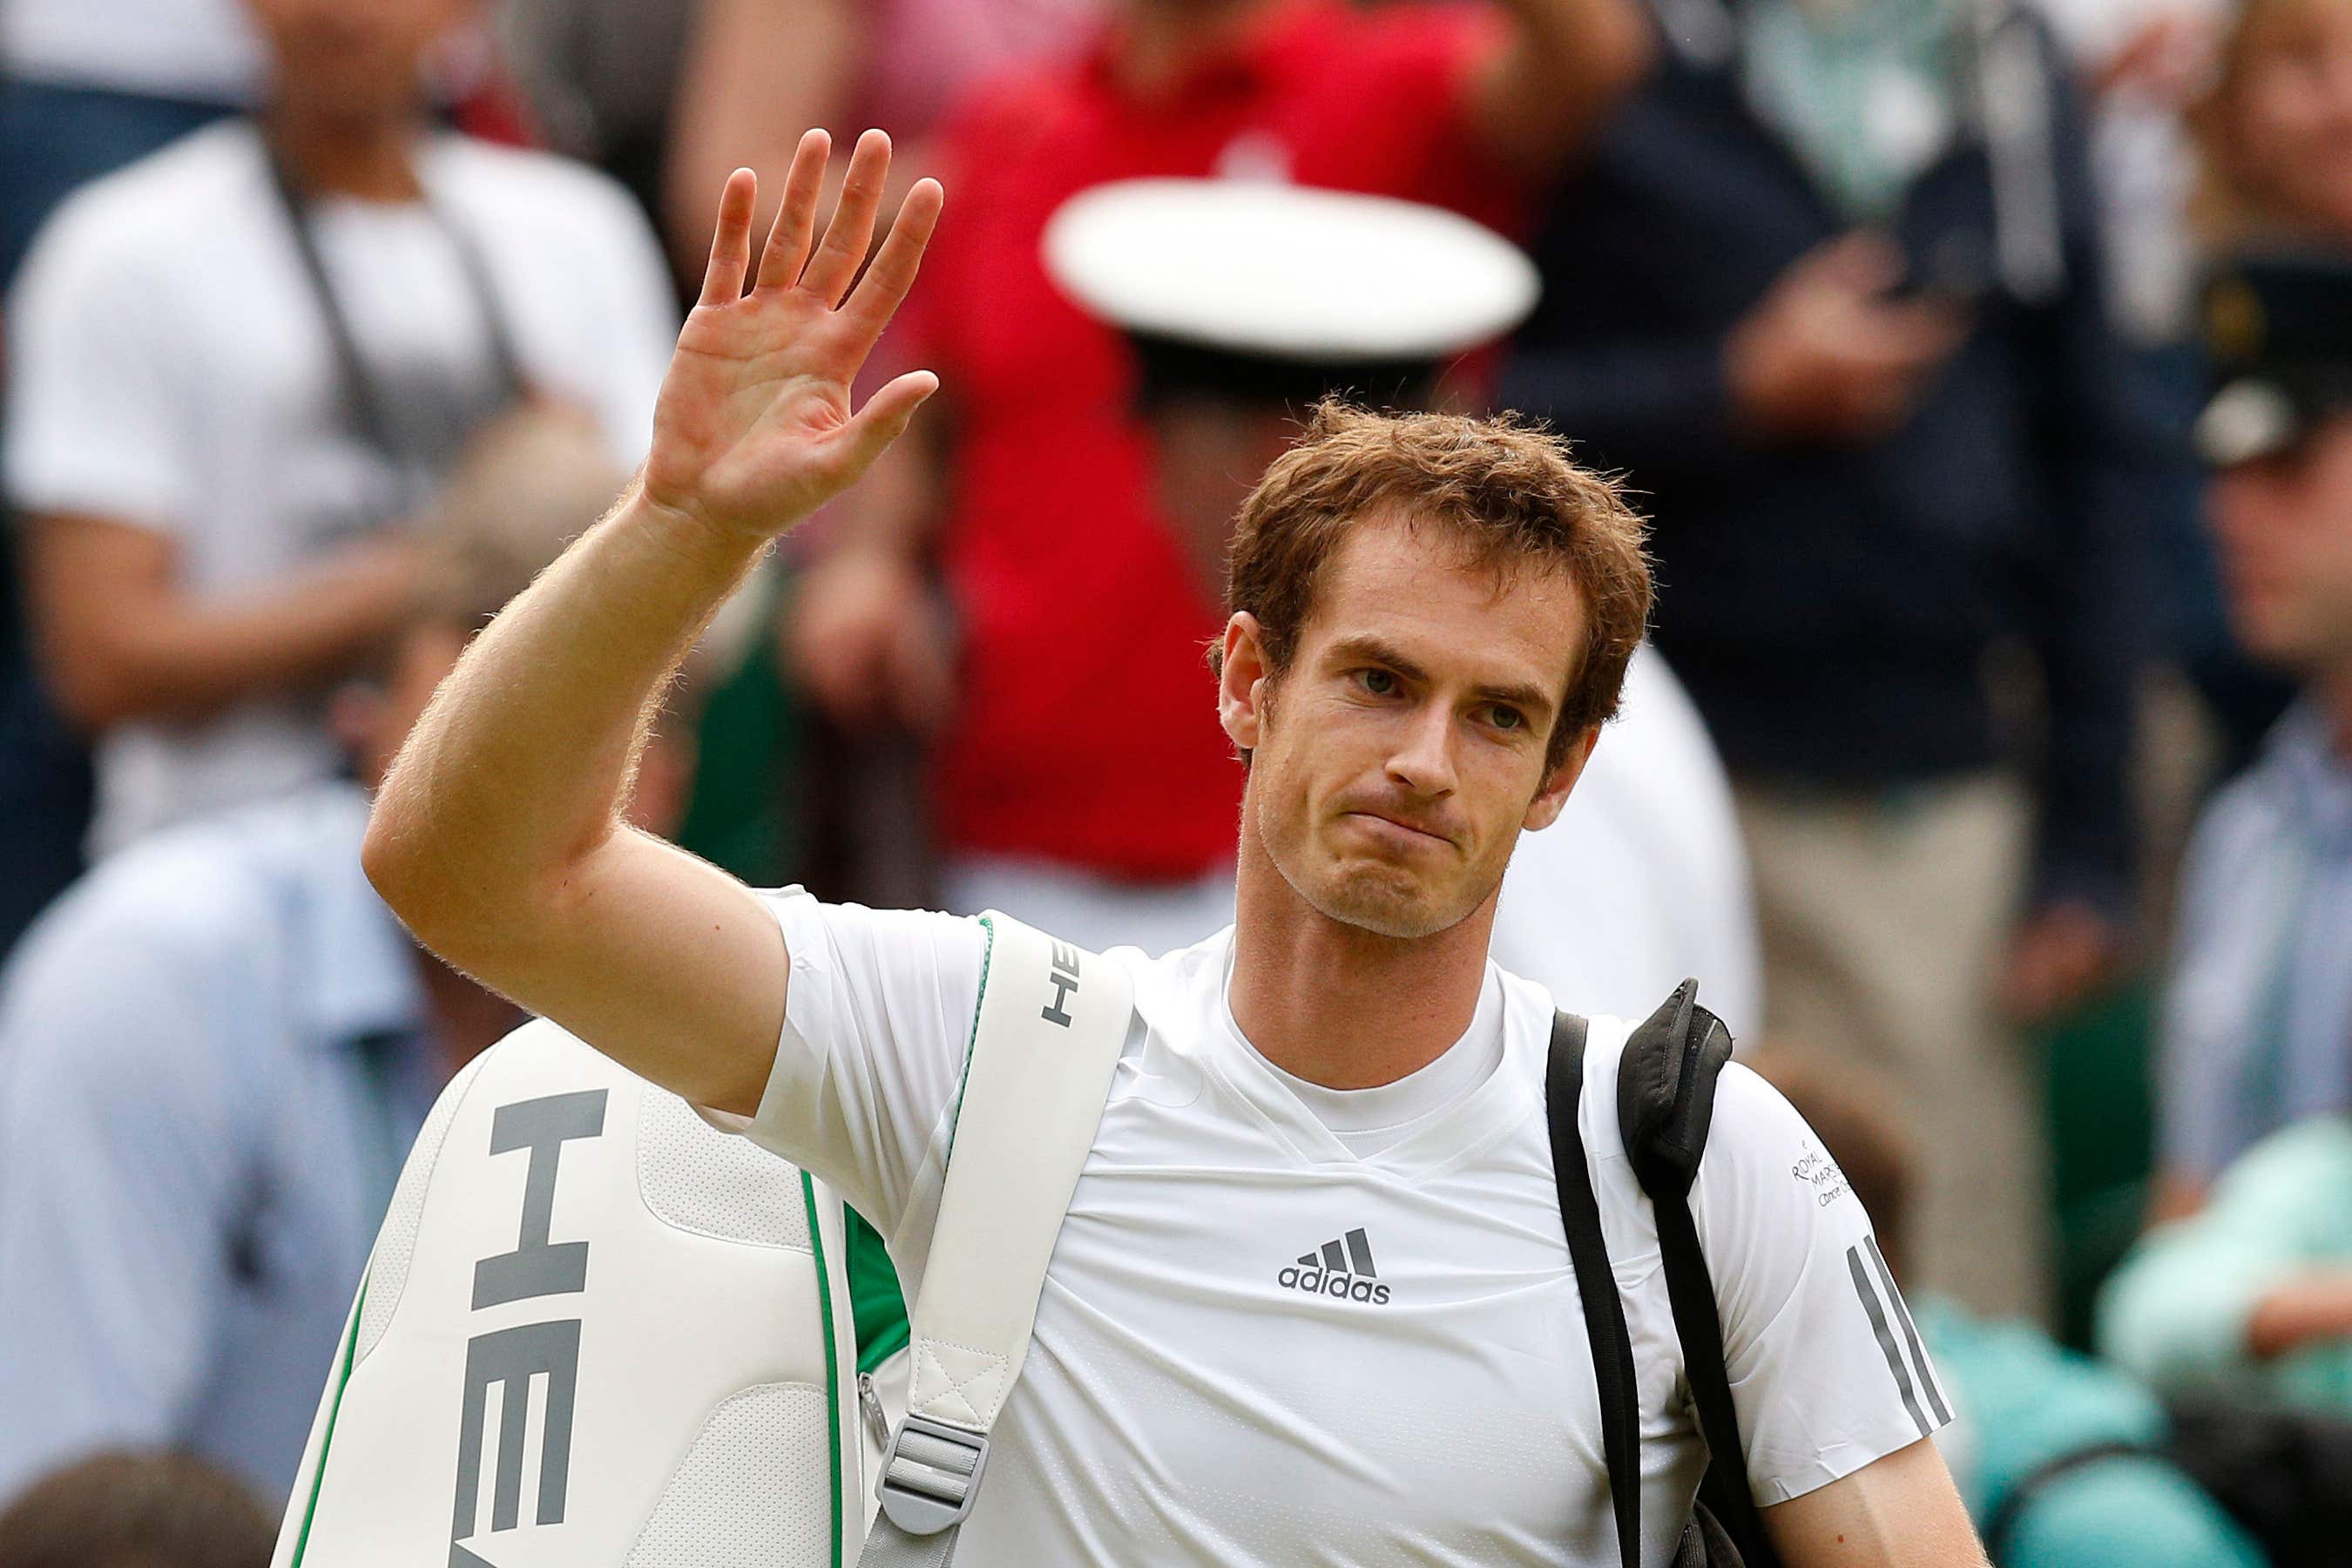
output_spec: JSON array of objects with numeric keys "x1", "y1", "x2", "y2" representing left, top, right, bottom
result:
[{"x1": 644, "y1": 128, "x2": 943, "y2": 541}]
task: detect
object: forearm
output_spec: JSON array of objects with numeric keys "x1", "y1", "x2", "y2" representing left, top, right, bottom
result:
[
  {"x1": 368, "y1": 483, "x2": 760, "y2": 943},
  {"x1": 1475, "y1": 0, "x2": 1656, "y2": 175},
  {"x1": 34, "y1": 532, "x2": 419, "y2": 730},
  {"x1": 662, "y1": 0, "x2": 857, "y2": 281},
  {"x1": 2247, "y1": 1275, "x2": 2352, "y2": 1362}
]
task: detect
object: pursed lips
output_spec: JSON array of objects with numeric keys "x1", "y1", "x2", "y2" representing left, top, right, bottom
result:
[{"x1": 1341, "y1": 808, "x2": 1457, "y2": 848}]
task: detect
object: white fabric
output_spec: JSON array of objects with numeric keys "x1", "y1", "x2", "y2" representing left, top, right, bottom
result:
[
  {"x1": 1495, "y1": 645, "x2": 1764, "y2": 1041},
  {"x1": 902, "y1": 913, "x2": 1132, "y2": 1436},
  {"x1": 940, "y1": 855, "x2": 1236, "y2": 959},
  {"x1": 738, "y1": 890, "x2": 1941, "y2": 1567},
  {"x1": 5, "y1": 118, "x2": 676, "y2": 854},
  {"x1": 1, "y1": 0, "x2": 262, "y2": 102}
]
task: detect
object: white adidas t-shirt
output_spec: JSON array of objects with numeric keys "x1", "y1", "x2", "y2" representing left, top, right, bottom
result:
[
  {"x1": 735, "y1": 892, "x2": 1947, "y2": 1566},
  {"x1": 6, "y1": 118, "x2": 676, "y2": 854}
]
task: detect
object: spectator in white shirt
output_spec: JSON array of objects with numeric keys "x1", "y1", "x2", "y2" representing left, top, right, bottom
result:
[{"x1": 5, "y1": 0, "x2": 675, "y2": 860}]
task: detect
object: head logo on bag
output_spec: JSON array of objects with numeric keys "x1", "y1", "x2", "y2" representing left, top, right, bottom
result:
[{"x1": 273, "y1": 1020, "x2": 859, "y2": 1568}]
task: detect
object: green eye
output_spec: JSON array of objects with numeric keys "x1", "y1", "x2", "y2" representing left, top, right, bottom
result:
[
  {"x1": 1358, "y1": 668, "x2": 1398, "y2": 696},
  {"x1": 1488, "y1": 706, "x2": 1525, "y2": 732}
]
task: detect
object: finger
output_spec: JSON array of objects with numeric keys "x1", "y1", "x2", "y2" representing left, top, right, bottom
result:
[
  {"x1": 698, "y1": 169, "x2": 759, "y2": 307},
  {"x1": 800, "y1": 128, "x2": 893, "y2": 306},
  {"x1": 830, "y1": 368, "x2": 939, "y2": 480},
  {"x1": 755, "y1": 128, "x2": 831, "y2": 291},
  {"x1": 839, "y1": 177, "x2": 944, "y2": 342}
]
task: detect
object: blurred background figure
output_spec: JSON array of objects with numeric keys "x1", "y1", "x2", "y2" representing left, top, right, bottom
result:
[
  {"x1": 1501, "y1": 0, "x2": 2160, "y2": 1321},
  {"x1": 658, "y1": 0, "x2": 1100, "y2": 293},
  {"x1": 2140, "y1": 253, "x2": 2352, "y2": 1224},
  {"x1": 1753, "y1": 1047, "x2": 2268, "y2": 1568},
  {"x1": 0, "y1": 469, "x2": 708, "y2": 1513},
  {"x1": 3, "y1": 0, "x2": 673, "y2": 887},
  {"x1": 0, "y1": 1450, "x2": 274, "y2": 1568},
  {"x1": 1042, "y1": 174, "x2": 1763, "y2": 1023},
  {"x1": 0, "y1": 0, "x2": 260, "y2": 959},
  {"x1": 782, "y1": 0, "x2": 1654, "y2": 951}
]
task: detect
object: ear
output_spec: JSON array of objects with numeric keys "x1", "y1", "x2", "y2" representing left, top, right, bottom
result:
[
  {"x1": 1217, "y1": 612, "x2": 1271, "y2": 754},
  {"x1": 1521, "y1": 724, "x2": 1600, "y2": 833}
]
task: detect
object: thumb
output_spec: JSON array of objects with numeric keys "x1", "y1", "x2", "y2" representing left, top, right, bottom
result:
[
  {"x1": 831, "y1": 370, "x2": 939, "y2": 483},
  {"x1": 1804, "y1": 232, "x2": 1904, "y2": 297}
]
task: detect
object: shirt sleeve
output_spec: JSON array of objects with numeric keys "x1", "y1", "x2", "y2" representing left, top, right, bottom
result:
[
  {"x1": 3, "y1": 194, "x2": 193, "y2": 531},
  {"x1": 2096, "y1": 1119, "x2": 2351, "y2": 1398},
  {"x1": 721, "y1": 890, "x2": 988, "y2": 1249},
  {"x1": 1694, "y1": 1063, "x2": 1951, "y2": 1504},
  {"x1": 0, "y1": 891, "x2": 253, "y2": 1504},
  {"x1": 2154, "y1": 777, "x2": 2272, "y2": 1183}
]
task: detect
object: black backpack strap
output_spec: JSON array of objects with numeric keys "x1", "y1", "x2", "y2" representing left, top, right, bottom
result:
[
  {"x1": 1980, "y1": 1442, "x2": 2156, "y2": 1565},
  {"x1": 1620, "y1": 981, "x2": 1782, "y2": 1568},
  {"x1": 1548, "y1": 1010, "x2": 1643, "y2": 1568}
]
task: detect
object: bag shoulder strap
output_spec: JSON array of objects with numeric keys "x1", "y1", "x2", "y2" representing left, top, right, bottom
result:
[
  {"x1": 1619, "y1": 981, "x2": 1781, "y2": 1568},
  {"x1": 1548, "y1": 1010, "x2": 1645, "y2": 1568},
  {"x1": 863, "y1": 912, "x2": 1134, "y2": 1565}
]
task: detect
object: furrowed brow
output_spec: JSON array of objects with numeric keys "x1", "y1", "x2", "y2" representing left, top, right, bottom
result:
[
  {"x1": 1326, "y1": 634, "x2": 1431, "y2": 686},
  {"x1": 1475, "y1": 679, "x2": 1554, "y2": 720}
]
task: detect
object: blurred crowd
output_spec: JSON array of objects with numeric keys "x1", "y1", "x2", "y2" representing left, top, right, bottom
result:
[{"x1": 3, "y1": 0, "x2": 2352, "y2": 1563}]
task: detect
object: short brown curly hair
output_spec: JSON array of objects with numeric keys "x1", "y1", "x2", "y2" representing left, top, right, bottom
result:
[{"x1": 1218, "y1": 402, "x2": 1652, "y2": 773}]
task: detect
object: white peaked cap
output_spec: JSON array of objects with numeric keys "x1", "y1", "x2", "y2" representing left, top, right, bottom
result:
[{"x1": 1042, "y1": 179, "x2": 1541, "y2": 362}]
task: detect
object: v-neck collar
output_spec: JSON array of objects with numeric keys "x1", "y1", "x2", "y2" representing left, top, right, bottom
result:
[{"x1": 1200, "y1": 933, "x2": 1537, "y2": 1175}]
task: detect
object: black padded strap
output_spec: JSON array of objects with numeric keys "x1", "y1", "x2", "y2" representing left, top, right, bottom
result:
[
  {"x1": 1621, "y1": 983, "x2": 1780, "y2": 1568},
  {"x1": 1652, "y1": 1185, "x2": 1778, "y2": 1567},
  {"x1": 1548, "y1": 1011, "x2": 1642, "y2": 1568}
]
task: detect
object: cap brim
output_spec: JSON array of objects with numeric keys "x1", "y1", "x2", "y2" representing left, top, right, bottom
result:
[{"x1": 1043, "y1": 179, "x2": 1540, "y2": 362}]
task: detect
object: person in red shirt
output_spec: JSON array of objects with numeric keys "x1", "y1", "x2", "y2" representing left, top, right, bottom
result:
[{"x1": 787, "y1": 0, "x2": 1652, "y2": 952}]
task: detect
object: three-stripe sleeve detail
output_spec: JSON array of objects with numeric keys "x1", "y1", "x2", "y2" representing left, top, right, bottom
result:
[
  {"x1": 1863, "y1": 1236, "x2": 1950, "y2": 1425},
  {"x1": 1848, "y1": 1244, "x2": 1933, "y2": 1438}
]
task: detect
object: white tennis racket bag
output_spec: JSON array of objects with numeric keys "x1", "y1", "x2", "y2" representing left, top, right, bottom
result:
[
  {"x1": 273, "y1": 912, "x2": 1135, "y2": 1568},
  {"x1": 271, "y1": 1017, "x2": 864, "y2": 1567}
]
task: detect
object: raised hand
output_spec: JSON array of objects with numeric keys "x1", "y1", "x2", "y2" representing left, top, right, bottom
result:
[{"x1": 643, "y1": 128, "x2": 943, "y2": 542}]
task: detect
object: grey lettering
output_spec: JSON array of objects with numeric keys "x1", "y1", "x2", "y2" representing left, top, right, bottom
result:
[
  {"x1": 472, "y1": 1091, "x2": 607, "y2": 1310},
  {"x1": 449, "y1": 1319, "x2": 582, "y2": 1565},
  {"x1": 1041, "y1": 943, "x2": 1081, "y2": 1028}
]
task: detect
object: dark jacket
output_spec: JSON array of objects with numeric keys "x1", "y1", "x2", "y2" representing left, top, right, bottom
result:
[{"x1": 1501, "y1": 4, "x2": 2155, "y2": 909}]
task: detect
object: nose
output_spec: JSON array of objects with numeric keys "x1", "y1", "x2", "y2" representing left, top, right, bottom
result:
[{"x1": 1385, "y1": 700, "x2": 1458, "y2": 799}]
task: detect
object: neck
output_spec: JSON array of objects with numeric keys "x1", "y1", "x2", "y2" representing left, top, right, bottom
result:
[
  {"x1": 264, "y1": 100, "x2": 424, "y2": 202},
  {"x1": 1227, "y1": 808, "x2": 1498, "y2": 1090},
  {"x1": 416, "y1": 954, "x2": 524, "y2": 1077},
  {"x1": 1111, "y1": 0, "x2": 1279, "y2": 96}
]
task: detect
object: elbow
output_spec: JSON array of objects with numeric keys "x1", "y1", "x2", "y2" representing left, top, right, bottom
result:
[
  {"x1": 42, "y1": 648, "x2": 154, "y2": 734},
  {"x1": 361, "y1": 787, "x2": 504, "y2": 966},
  {"x1": 361, "y1": 795, "x2": 449, "y2": 948}
]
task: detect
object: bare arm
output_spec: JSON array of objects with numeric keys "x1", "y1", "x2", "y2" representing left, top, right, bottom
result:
[
  {"x1": 24, "y1": 513, "x2": 426, "y2": 731},
  {"x1": 661, "y1": 0, "x2": 861, "y2": 285},
  {"x1": 363, "y1": 130, "x2": 943, "y2": 1115},
  {"x1": 1762, "y1": 1436, "x2": 1989, "y2": 1568},
  {"x1": 1468, "y1": 0, "x2": 1659, "y2": 179}
]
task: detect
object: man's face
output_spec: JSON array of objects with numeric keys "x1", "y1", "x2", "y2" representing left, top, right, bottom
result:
[
  {"x1": 2211, "y1": 410, "x2": 2352, "y2": 672},
  {"x1": 1220, "y1": 515, "x2": 1595, "y2": 940},
  {"x1": 247, "y1": 0, "x2": 464, "y2": 125}
]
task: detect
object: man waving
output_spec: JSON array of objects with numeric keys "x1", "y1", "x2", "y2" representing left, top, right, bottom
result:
[{"x1": 364, "y1": 129, "x2": 1986, "y2": 1566}]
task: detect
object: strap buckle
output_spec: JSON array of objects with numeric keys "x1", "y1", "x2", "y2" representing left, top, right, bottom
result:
[{"x1": 876, "y1": 1415, "x2": 991, "y2": 1535}]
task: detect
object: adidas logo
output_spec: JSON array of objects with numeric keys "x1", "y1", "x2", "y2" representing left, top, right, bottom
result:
[{"x1": 1275, "y1": 1227, "x2": 1392, "y2": 1305}]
